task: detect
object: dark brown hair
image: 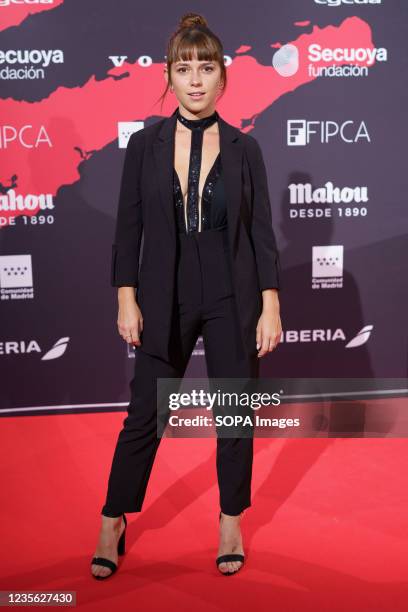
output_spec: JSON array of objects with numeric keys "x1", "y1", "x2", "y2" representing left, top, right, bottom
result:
[{"x1": 157, "y1": 12, "x2": 227, "y2": 111}]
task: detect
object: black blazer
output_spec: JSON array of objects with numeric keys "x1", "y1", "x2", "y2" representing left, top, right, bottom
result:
[{"x1": 111, "y1": 107, "x2": 281, "y2": 362}]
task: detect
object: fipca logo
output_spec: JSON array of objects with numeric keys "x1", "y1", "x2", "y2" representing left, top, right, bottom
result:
[
  {"x1": 118, "y1": 121, "x2": 144, "y2": 148},
  {"x1": 0, "y1": 125, "x2": 52, "y2": 148},
  {"x1": 288, "y1": 181, "x2": 369, "y2": 220},
  {"x1": 287, "y1": 119, "x2": 370, "y2": 145},
  {"x1": 0, "y1": 49, "x2": 64, "y2": 81},
  {"x1": 0, "y1": 254, "x2": 33, "y2": 300},
  {"x1": 312, "y1": 245, "x2": 343, "y2": 289}
]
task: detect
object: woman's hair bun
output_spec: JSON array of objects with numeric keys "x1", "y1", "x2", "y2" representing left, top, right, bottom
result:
[{"x1": 178, "y1": 12, "x2": 208, "y2": 30}]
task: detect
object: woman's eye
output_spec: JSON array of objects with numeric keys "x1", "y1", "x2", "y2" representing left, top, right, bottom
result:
[{"x1": 176, "y1": 66, "x2": 214, "y2": 73}]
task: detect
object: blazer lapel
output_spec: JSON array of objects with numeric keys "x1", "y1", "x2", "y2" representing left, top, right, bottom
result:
[
  {"x1": 219, "y1": 113, "x2": 243, "y2": 254},
  {"x1": 152, "y1": 108, "x2": 243, "y2": 254},
  {"x1": 152, "y1": 109, "x2": 178, "y2": 237}
]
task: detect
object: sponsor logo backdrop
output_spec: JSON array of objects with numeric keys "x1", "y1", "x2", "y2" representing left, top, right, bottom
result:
[{"x1": 1, "y1": 0, "x2": 407, "y2": 414}]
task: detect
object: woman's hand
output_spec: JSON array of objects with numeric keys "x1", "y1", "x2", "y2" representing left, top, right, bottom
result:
[
  {"x1": 117, "y1": 287, "x2": 143, "y2": 346},
  {"x1": 256, "y1": 289, "x2": 282, "y2": 358}
]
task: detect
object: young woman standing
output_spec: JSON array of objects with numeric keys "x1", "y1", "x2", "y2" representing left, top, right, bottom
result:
[{"x1": 91, "y1": 12, "x2": 282, "y2": 579}]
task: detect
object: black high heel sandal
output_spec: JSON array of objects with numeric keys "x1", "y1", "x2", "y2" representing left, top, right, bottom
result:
[
  {"x1": 216, "y1": 511, "x2": 245, "y2": 575},
  {"x1": 91, "y1": 513, "x2": 127, "y2": 580}
]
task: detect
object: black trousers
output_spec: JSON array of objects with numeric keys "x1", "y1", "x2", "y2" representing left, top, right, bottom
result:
[{"x1": 101, "y1": 226, "x2": 259, "y2": 517}]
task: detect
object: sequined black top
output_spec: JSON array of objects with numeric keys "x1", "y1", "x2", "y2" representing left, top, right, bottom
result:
[{"x1": 173, "y1": 108, "x2": 227, "y2": 234}]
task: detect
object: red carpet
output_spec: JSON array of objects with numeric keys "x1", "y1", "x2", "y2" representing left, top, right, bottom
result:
[{"x1": 1, "y1": 412, "x2": 407, "y2": 611}]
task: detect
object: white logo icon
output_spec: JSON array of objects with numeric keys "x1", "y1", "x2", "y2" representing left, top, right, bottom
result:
[
  {"x1": 42, "y1": 337, "x2": 70, "y2": 360},
  {"x1": 118, "y1": 121, "x2": 144, "y2": 149},
  {"x1": 287, "y1": 120, "x2": 307, "y2": 145},
  {"x1": 312, "y1": 245, "x2": 343, "y2": 278},
  {"x1": 273, "y1": 44, "x2": 299, "y2": 77},
  {"x1": 345, "y1": 325, "x2": 374, "y2": 348},
  {"x1": 0, "y1": 254, "x2": 32, "y2": 288}
]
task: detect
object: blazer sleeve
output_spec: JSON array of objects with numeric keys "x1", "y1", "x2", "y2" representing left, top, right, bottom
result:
[
  {"x1": 111, "y1": 129, "x2": 144, "y2": 287},
  {"x1": 246, "y1": 135, "x2": 281, "y2": 291}
]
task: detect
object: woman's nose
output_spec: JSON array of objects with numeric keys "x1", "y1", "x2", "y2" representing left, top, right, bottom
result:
[{"x1": 190, "y1": 74, "x2": 202, "y2": 85}]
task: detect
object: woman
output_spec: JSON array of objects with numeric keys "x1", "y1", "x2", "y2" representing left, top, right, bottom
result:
[{"x1": 91, "y1": 12, "x2": 282, "y2": 579}]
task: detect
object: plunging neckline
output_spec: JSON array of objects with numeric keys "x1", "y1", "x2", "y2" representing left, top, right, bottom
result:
[{"x1": 173, "y1": 151, "x2": 221, "y2": 202}]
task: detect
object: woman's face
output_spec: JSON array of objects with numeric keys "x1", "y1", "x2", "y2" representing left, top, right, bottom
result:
[{"x1": 167, "y1": 52, "x2": 223, "y2": 116}]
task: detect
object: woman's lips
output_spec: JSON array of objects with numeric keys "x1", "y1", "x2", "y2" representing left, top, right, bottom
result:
[{"x1": 189, "y1": 92, "x2": 205, "y2": 99}]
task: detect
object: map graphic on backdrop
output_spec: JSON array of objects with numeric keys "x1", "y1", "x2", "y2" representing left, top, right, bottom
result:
[{"x1": 0, "y1": 0, "x2": 407, "y2": 414}]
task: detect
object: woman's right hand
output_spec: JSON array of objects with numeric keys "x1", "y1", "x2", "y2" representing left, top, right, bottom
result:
[{"x1": 117, "y1": 287, "x2": 143, "y2": 346}]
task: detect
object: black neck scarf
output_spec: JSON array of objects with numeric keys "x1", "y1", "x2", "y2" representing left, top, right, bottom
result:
[{"x1": 175, "y1": 107, "x2": 219, "y2": 233}]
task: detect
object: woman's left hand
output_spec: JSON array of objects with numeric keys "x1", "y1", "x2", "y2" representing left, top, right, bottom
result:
[{"x1": 256, "y1": 290, "x2": 282, "y2": 358}]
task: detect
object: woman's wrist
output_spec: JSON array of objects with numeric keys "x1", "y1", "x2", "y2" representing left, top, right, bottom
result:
[
  {"x1": 118, "y1": 286, "x2": 137, "y2": 303},
  {"x1": 261, "y1": 288, "x2": 280, "y2": 312}
]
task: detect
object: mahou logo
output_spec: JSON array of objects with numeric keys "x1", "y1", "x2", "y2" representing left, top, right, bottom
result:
[
  {"x1": 288, "y1": 181, "x2": 369, "y2": 220},
  {"x1": 0, "y1": 0, "x2": 54, "y2": 6},
  {"x1": 0, "y1": 189, "x2": 55, "y2": 212},
  {"x1": 289, "y1": 182, "x2": 369, "y2": 205}
]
